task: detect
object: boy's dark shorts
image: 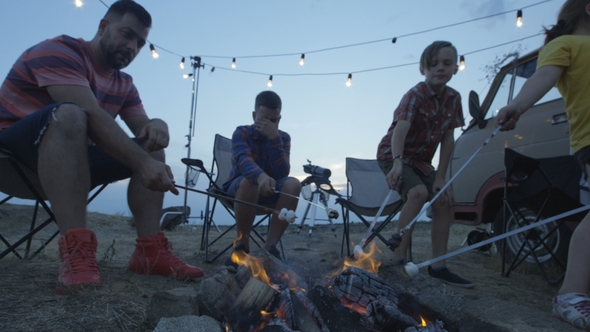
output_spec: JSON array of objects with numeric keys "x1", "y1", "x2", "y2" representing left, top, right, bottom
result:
[
  {"x1": 378, "y1": 159, "x2": 436, "y2": 202},
  {"x1": 0, "y1": 102, "x2": 136, "y2": 188},
  {"x1": 575, "y1": 145, "x2": 590, "y2": 179},
  {"x1": 224, "y1": 175, "x2": 291, "y2": 206}
]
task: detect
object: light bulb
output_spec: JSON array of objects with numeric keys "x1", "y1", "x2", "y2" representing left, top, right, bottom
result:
[
  {"x1": 74, "y1": 0, "x2": 84, "y2": 7},
  {"x1": 231, "y1": 58, "x2": 236, "y2": 69},
  {"x1": 180, "y1": 57, "x2": 185, "y2": 69},
  {"x1": 267, "y1": 75, "x2": 273, "y2": 87},
  {"x1": 459, "y1": 55, "x2": 466, "y2": 71},
  {"x1": 150, "y1": 44, "x2": 159, "y2": 59},
  {"x1": 346, "y1": 73, "x2": 352, "y2": 87},
  {"x1": 516, "y1": 10, "x2": 523, "y2": 27},
  {"x1": 299, "y1": 53, "x2": 305, "y2": 66}
]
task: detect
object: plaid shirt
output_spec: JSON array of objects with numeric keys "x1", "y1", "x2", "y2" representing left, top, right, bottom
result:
[
  {"x1": 222, "y1": 125, "x2": 291, "y2": 191},
  {"x1": 377, "y1": 81, "x2": 464, "y2": 175}
]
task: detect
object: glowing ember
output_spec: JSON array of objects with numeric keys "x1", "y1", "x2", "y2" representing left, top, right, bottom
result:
[{"x1": 420, "y1": 316, "x2": 428, "y2": 326}]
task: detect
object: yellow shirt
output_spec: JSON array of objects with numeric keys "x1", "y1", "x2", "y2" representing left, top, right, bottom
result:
[{"x1": 537, "y1": 35, "x2": 590, "y2": 153}]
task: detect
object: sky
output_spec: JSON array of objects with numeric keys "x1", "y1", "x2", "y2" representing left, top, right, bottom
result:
[{"x1": 0, "y1": 0, "x2": 564, "y2": 226}]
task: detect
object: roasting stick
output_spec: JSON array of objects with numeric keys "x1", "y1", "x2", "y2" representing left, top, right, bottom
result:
[
  {"x1": 353, "y1": 189, "x2": 395, "y2": 259},
  {"x1": 175, "y1": 185, "x2": 297, "y2": 223},
  {"x1": 274, "y1": 190, "x2": 339, "y2": 219},
  {"x1": 388, "y1": 126, "x2": 503, "y2": 250},
  {"x1": 403, "y1": 204, "x2": 590, "y2": 278}
]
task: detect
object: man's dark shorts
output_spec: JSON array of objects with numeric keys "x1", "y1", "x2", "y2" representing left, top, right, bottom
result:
[
  {"x1": 575, "y1": 145, "x2": 590, "y2": 180},
  {"x1": 0, "y1": 102, "x2": 135, "y2": 188},
  {"x1": 224, "y1": 175, "x2": 290, "y2": 206},
  {"x1": 378, "y1": 159, "x2": 436, "y2": 202}
]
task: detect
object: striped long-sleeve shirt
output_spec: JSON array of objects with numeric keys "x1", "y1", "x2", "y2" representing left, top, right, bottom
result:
[
  {"x1": 222, "y1": 125, "x2": 291, "y2": 191},
  {"x1": 0, "y1": 35, "x2": 145, "y2": 132}
]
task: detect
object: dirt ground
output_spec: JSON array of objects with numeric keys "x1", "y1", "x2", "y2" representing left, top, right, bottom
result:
[{"x1": 0, "y1": 203, "x2": 580, "y2": 331}]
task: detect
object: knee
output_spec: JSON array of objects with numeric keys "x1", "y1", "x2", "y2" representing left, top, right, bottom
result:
[
  {"x1": 406, "y1": 185, "x2": 428, "y2": 203},
  {"x1": 281, "y1": 177, "x2": 301, "y2": 194},
  {"x1": 52, "y1": 103, "x2": 87, "y2": 131},
  {"x1": 237, "y1": 177, "x2": 258, "y2": 194},
  {"x1": 149, "y1": 149, "x2": 165, "y2": 162}
]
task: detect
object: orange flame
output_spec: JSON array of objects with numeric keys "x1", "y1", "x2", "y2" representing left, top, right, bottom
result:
[
  {"x1": 334, "y1": 241, "x2": 382, "y2": 276},
  {"x1": 420, "y1": 316, "x2": 428, "y2": 326},
  {"x1": 231, "y1": 251, "x2": 272, "y2": 285}
]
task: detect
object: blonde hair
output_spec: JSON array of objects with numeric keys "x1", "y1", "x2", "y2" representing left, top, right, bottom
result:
[
  {"x1": 544, "y1": 0, "x2": 590, "y2": 44},
  {"x1": 419, "y1": 41, "x2": 458, "y2": 72}
]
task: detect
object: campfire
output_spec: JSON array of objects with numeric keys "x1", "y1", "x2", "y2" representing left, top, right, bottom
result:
[{"x1": 220, "y1": 244, "x2": 448, "y2": 332}]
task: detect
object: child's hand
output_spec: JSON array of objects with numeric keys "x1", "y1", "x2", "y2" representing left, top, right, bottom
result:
[
  {"x1": 495, "y1": 105, "x2": 521, "y2": 131},
  {"x1": 257, "y1": 173, "x2": 276, "y2": 197},
  {"x1": 385, "y1": 164, "x2": 403, "y2": 190},
  {"x1": 255, "y1": 117, "x2": 279, "y2": 139}
]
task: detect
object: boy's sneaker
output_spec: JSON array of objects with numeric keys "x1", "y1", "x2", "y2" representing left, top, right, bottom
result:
[
  {"x1": 127, "y1": 231, "x2": 204, "y2": 280},
  {"x1": 224, "y1": 243, "x2": 249, "y2": 273},
  {"x1": 428, "y1": 266, "x2": 474, "y2": 289},
  {"x1": 552, "y1": 293, "x2": 590, "y2": 330},
  {"x1": 58, "y1": 228, "x2": 102, "y2": 290}
]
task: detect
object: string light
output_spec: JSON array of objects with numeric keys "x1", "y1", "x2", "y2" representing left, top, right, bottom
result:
[
  {"x1": 180, "y1": 57, "x2": 185, "y2": 69},
  {"x1": 299, "y1": 53, "x2": 305, "y2": 66},
  {"x1": 74, "y1": 0, "x2": 84, "y2": 7},
  {"x1": 516, "y1": 10, "x2": 523, "y2": 27},
  {"x1": 267, "y1": 75, "x2": 273, "y2": 87},
  {"x1": 346, "y1": 73, "x2": 352, "y2": 87},
  {"x1": 183, "y1": 73, "x2": 193, "y2": 79},
  {"x1": 391, "y1": 37, "x2": 397, "y2": 44},
  {"x1": 459, "y1": 55, "x2": 466, "y2": 70},
  {"x1": 231, "y1": 58, "x2": 236, "y2": 69},
  {"x1": 149, "y1": 44, "x2": 159, "y2": 59}
]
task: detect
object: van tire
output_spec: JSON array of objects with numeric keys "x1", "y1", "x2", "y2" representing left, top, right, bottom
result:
[{"x1": 492, "y1": 208, "x2": 571, "y2": 265}]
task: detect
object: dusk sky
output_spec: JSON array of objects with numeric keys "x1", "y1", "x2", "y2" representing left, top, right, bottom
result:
[{"x1": 0, "y1": 0, "x2": 563, "y2": 225}]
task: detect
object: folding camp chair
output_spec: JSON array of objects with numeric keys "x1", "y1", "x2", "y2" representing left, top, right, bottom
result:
[
  {"x1": 501, "y1": 148, "x2": 586, "y2": 285},
  {"x1": 335, "y1": 158, "x2": 404, "y2": 257},
  {"x1": 196, "y1": 134, "x2": 284, "y2": 263},
  {"x1": 0, "y1": 149, "x2": 107, "y2": 260}
]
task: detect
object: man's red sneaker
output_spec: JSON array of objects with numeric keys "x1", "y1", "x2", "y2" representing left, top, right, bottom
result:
[
  {"x1": 57, "y1": 228, "x2": 102, "y2": 290},
  {"x1": 127, "y1": 231, "x2": 204, "y2": 280}
]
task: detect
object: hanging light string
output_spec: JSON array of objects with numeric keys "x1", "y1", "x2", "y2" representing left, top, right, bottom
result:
[
  {"x1": 145, "y1": 0, "x2": 550, "y2": 60},
  {"x1": 204, "y1": 33, "x2": 543, "y2": 78}
]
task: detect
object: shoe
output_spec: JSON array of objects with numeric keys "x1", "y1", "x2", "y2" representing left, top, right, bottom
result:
[
  {"x1": 224, "y1": 243, "x2": 249, "y2": 273},
  {"x1": 428, "y1": 266, "x2": 474, "y2": 289},
  {"x1": 268, "y1": 245, "x2": 282, "y2": 260},
  {"x1": 127, "y1": 231, "x2": 204, "y2": 280},
  {"x1": 58, "y1": 228, "x2": 102, "y2": 290},
  {"x1": 552, "y1": 293, "x2": 590, "y2": 330}
]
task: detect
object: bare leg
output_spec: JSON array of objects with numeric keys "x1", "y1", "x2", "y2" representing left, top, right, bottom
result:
[
  {"x1": 430, "y1": 198, "x2": 452, "y2": 269},
  {"x1": 394, "y1": 185, "x2": 428, "y2": 261},
  {"x1": 558, "y1": 164, "x2": 590, "y2": 295},
  {"x1": 37, "y1": 104, "x2": 90, "y2": 234},
  {"x1": 265, "y1": 177, "x2": 300, "y2": 249},
  {"x1": 234, "y1": 177, "x2": 260, "y2": 252},
  {"x1": 129, "y1": 149, "x2": 165, "y2": 237}
]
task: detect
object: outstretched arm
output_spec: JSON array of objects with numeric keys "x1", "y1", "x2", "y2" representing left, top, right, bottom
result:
[
  {"x1": 385, "y1": 120, "x2": 409, "y2": 189},
  {"x1": 46, "y1": 85, "x2": 178, "y2": 194},
  {"x1": 495, "y1": 65, "x2": 564, "y2": 131}
]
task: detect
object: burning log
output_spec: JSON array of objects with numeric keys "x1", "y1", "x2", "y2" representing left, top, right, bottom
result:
[
  {"x1": 330, "y1": 266, "x2": 447, "y2": 332},
  {"x1": 226, "y1": 277, "x2": 277, "y2": 332},
  {"x1": 292, "y1": 289, "x2": 328, "y2": 332},
  {"x1": 275, "y1": 285, "x2": 296, "y2": 329}
]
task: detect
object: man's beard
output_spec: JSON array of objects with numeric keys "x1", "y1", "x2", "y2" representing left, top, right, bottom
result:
[{"x1": 99, "y1": 31, "x2": 131, "y2": 70}]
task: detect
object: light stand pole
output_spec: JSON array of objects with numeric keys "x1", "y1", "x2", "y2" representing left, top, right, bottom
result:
[{"x1": 182, "y1": 56, "x2": 204, "y2": 220}]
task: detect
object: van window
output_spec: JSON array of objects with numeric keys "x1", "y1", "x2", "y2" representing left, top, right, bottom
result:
[{"x1": 485, "y1": 58, "x2": 561, "y2": 120}]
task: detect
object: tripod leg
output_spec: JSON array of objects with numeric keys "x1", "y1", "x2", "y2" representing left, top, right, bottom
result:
[
  {"x1": 298, "y1": 195, "x2": 313, "y2": 234},
  {"x1": 308, "y1": 191, "x2": 320, "y2": 237}
]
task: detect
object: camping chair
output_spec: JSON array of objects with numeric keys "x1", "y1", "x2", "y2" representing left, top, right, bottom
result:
[
  {"x1": 0, "y1": 149, "x2": 107, "y2": 260},
  {"x1": 197, "y1": 134, "x2": 285, "y2": 263},
  {"x1": 501, "y1": 148, "x2": 586, "y2": 285},
  {"x1": 335, "y1": 158, "x2": 404, "y2": 257}
]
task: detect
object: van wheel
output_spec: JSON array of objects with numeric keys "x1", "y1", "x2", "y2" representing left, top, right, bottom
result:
[{"x1": 493, "y1": 208, "x2": 571, "y2": 264}]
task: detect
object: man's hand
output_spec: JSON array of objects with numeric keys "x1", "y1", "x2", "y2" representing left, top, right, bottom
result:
[
  {"x1": 254, "y1": 117, "x2": 279, "y2": 139},
  {"x1": 137, "y1": 159, "x2": 179, "y2": 195},
  {"x1": 257, "y1": 173, "x2": 276, "y2": 197},
  {"x1": 137, "y1": 119, "x2": 170, "y2": 152},
  {"x1": 495, "y1": 105, "x2": 522, "y2": 131},
  {"x1": 385, "y1": 161, "x2": 403, "y2": 190}
]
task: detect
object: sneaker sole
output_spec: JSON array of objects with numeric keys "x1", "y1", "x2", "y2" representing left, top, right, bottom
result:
[{"x1": 439, "y1": 280, "x2": 475, "y2": 289}]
